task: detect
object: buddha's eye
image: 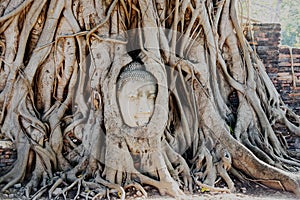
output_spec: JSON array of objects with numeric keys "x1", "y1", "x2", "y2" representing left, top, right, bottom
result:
[
  {"x1": 129, "y1": 94, "x2": 138, "y2": 100},
  {"x1": 148, "y1": 93, "x2": 156, "y2": 100}
]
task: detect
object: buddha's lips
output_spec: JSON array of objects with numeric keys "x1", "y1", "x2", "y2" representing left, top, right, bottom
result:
[{"x1": 134, "y1": 114, "x2": 151, "y2": 119}]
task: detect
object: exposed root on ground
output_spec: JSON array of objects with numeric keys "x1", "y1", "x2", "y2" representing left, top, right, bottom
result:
[{"x1": 0, "y1": 0, "x2": 300, "y2": 199}]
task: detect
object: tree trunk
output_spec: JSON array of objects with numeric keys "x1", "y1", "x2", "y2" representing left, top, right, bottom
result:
[{"x1": 0, "y1": 0, "x2": 300, "y2": 199}]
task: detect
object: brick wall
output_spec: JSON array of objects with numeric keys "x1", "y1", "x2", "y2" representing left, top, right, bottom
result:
[
  {"x1": 244, "y1": 23, "x2": 281, "y2": 81},
  {"x1": 277, "y1": 47, "x2": 300, "y2": 114},
  {"x1": 244, "y1": 23, "x2": 300, "y2": 115}
]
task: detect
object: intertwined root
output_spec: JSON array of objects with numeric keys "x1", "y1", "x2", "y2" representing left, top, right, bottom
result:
[
  {"x1": 191, "y1": 141, "x2": 235, "y2": 193},
  {"x1": 0, "y1": 0, "x2": 300, "y2": 199}
]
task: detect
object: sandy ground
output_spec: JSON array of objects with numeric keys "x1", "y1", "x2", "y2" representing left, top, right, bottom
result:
[
  {"x1": 131, "y1": 185, "x2": 299, "y2": 200},
  {"x1": 143, "y1": 192, "x2": 298, "y2": 200},
  {"x1": 0, "y1": 181, "x2": 298, "y2": 199},
  {"x1": 0, "y1": 190, "x2": 298, "y2": 199}
]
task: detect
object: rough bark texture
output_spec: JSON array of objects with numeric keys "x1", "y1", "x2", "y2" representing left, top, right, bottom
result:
[{"x1": 0, "y1": 0, "x2": 300, "y2": 199}]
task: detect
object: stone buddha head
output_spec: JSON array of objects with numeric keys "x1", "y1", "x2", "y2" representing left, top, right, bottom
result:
[{"x1": 117, "y1": 62, "x2": 157, "y2": 128}]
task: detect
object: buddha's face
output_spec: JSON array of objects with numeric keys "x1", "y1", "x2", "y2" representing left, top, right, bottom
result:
[{"x1": 118, "y1": 80, "x2": 157, "y2": 127}]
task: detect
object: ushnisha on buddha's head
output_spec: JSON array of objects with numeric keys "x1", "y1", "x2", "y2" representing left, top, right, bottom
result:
[{"x1": 117, "y1": 61, "x2": 158, "y2": 128}]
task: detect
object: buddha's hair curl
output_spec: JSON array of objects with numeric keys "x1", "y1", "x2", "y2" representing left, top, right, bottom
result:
[{"x1": 117, "y1": 61, "x2": 157, "y2": 91}]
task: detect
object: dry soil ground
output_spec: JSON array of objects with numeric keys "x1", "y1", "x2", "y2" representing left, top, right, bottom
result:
[{"x1": 0, "y1": 181, "x2": 299, "y2": 199}]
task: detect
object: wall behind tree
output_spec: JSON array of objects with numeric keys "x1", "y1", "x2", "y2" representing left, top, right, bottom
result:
[{"x1": 244, "y1": 23, "x2": 300, "y2": 115}]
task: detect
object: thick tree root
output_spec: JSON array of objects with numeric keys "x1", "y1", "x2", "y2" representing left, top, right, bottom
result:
[
  {"x1": 1, "y1": 0, "x2": 300, "y2": 199},
  {"x1": 224, "y1": 133, "x2": 300, "y2": 196}
]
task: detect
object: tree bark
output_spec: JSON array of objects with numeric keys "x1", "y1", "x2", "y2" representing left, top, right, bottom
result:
[{"x1": 0, "y1": 0, "x2": 299, "y2": 199}]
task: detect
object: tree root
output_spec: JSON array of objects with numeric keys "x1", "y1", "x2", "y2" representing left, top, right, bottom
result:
[
  {"x1": 1, "y1": 1, "x2": 300, "y2": 199},
  {"x1": 48, "y1": 178, "x2": 64, "y2": 199},
  {"x1": 194, "y1": 177, "x2": 231, "y2": 193},
  {"x1": 92, "y1": 190, "x2": 106, "y2": 200},
  {"x1": 226, "y1": 134, "x2": 300, "y2": 196},
  {"x1": 163, "y1": 139, "x2": 193, "y2": 193},
  {"x1": 124, "y1": 182, "x2": 148, "y2": 197},
  {"x1": 0, "y1": 139, "x2": 30, "y2": 192},
  {"x1": 0, "y1": 0, "x2": 34, "y2": 23},
  {"x1": 31, "y1": 184, "x2": 51, "y2": 200}
]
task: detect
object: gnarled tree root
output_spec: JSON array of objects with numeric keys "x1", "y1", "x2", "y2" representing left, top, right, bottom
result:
[{"x1": 224, "y1": 133, "x2": 300, "y2": 196}]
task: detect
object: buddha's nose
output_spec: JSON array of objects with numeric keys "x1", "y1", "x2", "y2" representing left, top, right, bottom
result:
[{"x1": 138, "y1": 96, "x2": 151, "y2": 114}]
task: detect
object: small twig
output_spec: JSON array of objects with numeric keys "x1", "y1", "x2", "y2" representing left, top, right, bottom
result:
[
  {"x1": 92, "y1": 33, "x2": 127, "y2": 44},
  {"x1": 32, "y1": 41, "x2": 56, "y2": 53},
  {"x1": 57, "y1": 31, "x2": 89, "y2": 39}
]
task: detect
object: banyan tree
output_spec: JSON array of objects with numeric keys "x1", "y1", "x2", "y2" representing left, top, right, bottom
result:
[{"x1": 0, "y1": 0, "x2": 300, "y2": 199}]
